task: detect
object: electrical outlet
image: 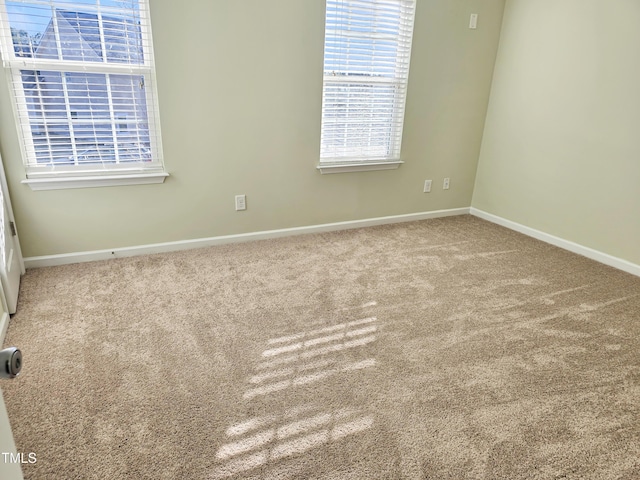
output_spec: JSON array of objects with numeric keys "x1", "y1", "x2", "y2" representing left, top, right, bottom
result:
[
  {"x1": 469, "y1": 13, "x2": 478, "y2": 29},
  {"x1": 235, "y1": 194, "x2": 246, "y2": 211},
  {"x1": 423, "y1": 180, "x2": 432, "y2": 193},
  {"x1": 443, "y1": 178, "x2": 450, "y2": 190}
]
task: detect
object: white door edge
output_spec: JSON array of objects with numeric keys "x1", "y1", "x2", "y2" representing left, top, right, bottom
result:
[{"x1": 0, "y1": 154, "x2": 23, "y2": 275}]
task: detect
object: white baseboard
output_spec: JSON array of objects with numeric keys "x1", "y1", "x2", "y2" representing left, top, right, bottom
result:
[
  {"x1": 470, "y1": 208, "x2": 640, "y2": 278},
  {"x1": 24, "y1": 207, "x2": 470, "y2": 268}
]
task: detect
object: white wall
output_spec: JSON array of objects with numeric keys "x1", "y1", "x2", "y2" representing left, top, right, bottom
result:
[
  {"x1": 0, "y1": 0, "x2": 505, "y2": 258},
  {"x1": 473, "y1": 0, "x2": 640, "y2": 265}
]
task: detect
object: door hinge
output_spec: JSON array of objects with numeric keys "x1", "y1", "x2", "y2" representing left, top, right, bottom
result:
[{"x1": 9, "y1": 221, "x2": 16, "y2": 236}]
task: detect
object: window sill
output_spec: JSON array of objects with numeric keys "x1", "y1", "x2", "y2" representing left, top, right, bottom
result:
[
  {"x1": 316, "y1": 161, "x2": 403, "y2": 174},
  {"x1": 22, "y1": 172, "x2": 170, "y2": 191}
]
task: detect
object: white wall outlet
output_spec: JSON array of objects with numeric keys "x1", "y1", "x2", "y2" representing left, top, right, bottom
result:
[
  {"x1": 235, "y1": 194, "x2": 246, "y2": 211},
  {"x1": 423, "y1": 180, "x2": 432, "y2": 193},
  {"x1": 469, "y1": 13, "x2": 478, "y2": 29},
  {"x1": 443, "y1": 178, "x2": 450, "y2": 190}
]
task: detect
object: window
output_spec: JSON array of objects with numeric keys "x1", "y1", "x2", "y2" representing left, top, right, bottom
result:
[
  {"x1": 319, "y1": 0, "x2": 416, "y2": 174},
  {"x1": 0, "y1": 0, "x2": 166, "y2": 190}
]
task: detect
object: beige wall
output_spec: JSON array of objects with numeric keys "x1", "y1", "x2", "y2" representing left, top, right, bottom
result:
[
  {"x1": 0, "y1": 0, "x2": 505, "y2": 258},
  {"x1": 473, "y1": 0, "x2": 640, "y2": 265}
]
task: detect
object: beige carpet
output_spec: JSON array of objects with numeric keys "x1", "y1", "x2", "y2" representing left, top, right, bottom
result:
[{"x1": 3, "y1": 215, "x2": 640, "y2": 479}]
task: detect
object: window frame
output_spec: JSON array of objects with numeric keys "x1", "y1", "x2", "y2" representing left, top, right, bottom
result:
[
  {"x1": 0, "y1": 0, "x2": 167, "y2": 190},
  {"x1": 318, "y1": 0, "x2": 416, "y2": 174}
]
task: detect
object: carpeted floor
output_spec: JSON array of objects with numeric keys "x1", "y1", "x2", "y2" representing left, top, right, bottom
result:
[{"x1": 3, "y1": 214, "x2": 640, "y2": 479}]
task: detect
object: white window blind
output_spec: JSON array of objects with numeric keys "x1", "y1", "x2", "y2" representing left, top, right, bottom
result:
[
  {"x1": 0, "y1": 0, "x2": 164, "y2": 179},
  {"x1": 320, "y1": 0, "x2": 416, "y2": 165}
]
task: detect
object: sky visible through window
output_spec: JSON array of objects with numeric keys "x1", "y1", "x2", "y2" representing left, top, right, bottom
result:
[{"x1": 7, "y1": 0, "x2": 138, "y2": 37}]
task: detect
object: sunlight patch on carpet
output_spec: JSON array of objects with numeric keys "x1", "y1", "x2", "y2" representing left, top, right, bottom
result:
[{"x1": 211, "y1": 405, "x2": 374, "y2": 479}]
